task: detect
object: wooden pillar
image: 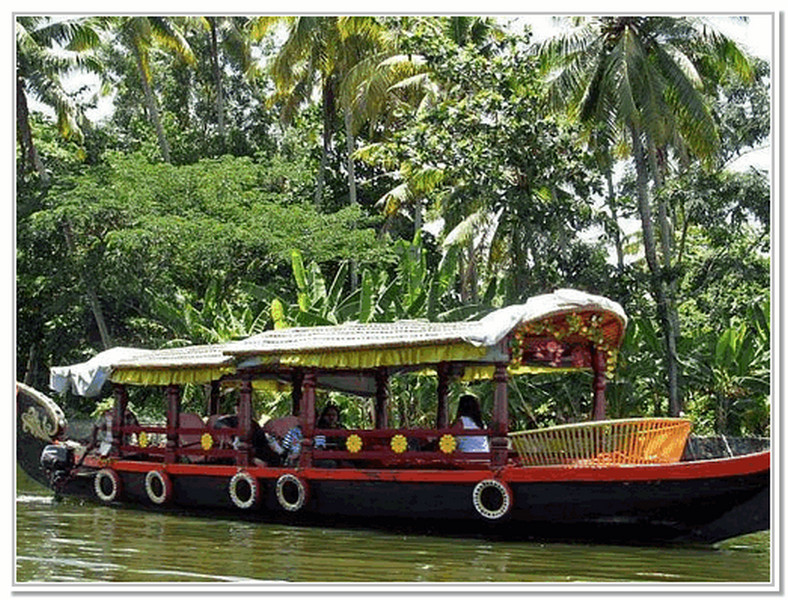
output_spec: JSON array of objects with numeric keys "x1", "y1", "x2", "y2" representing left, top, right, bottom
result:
[
  {"x1": 291, "y1": 369, "x2": 303, "y2": 416},
  {"x1": 374, "y1": 368, "x2": 388, "y2": 429},
  {"x1": 165, "y1": 384, "x2": 180, "y2": 463},
  {"x1": 207, "y1": 380, "x2": 221, "y2": 416},
  {"x1": 299, "y1": 370, "x2": 316, "y2": 468},
  {"x1": 236, "y1": 378, "x2": 253, "y2": 466},
  {"x1": 435, "y1": 363, "x2": 449, "y2": 429},
  {"x1": 491, "y1": 363, "x2": 509, "y2": 466},
  {"x1": 111, "y1": 384, "x2": 128, "y2": 455},
  {"x1": 591, "y1": 346, "x2": 607, "y2": 420}
]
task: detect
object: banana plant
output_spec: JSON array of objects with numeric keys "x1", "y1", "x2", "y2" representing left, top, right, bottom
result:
[{"x1": 275, "y1": 234, "x2": 490, "y2": 328}]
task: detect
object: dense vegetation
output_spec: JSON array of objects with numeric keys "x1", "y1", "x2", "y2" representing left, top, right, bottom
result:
[{"x1": 16, "y1": 16, "x2": 770, "y2": 435}]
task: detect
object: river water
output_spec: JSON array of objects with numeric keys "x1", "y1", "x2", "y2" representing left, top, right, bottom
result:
[{"x1": 14, "y1": 467, "x2": 771, "y2": 588}]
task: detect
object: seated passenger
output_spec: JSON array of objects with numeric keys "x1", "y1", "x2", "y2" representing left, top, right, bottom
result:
[
  {"x1": 91, "y1": 406, "x2": 139, "y2": 456},
  {"x1": 262, "y1": 416, "x2": 301, "y2": 466},
  {"x1": 213, "y1": 414, "x2": 279, "y2": 466},
  {"x1": 452, "y1": 394, "x2": 490, "y2": 453},
  {"x1": 315, "y1": 402, "x2": 344, "y2": 450}
]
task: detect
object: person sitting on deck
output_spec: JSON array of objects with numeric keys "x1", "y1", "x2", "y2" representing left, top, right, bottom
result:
[
  {"x1": 262, "y1": 416, "x2": 302, "y2": 466},
  {"x1": 315, "y1": 402, "x2": 344, "y2": 450},
  {"x1": 91, "y1": 406, "x2": 139, "y2": 456},
  {"x1": 452, "y1": 394, "x2": 490, "y2": 453}
]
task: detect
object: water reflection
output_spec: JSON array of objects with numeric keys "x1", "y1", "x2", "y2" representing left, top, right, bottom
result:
[{"x1": 16, "y1": 477, "x2": 770, "y2": 584}]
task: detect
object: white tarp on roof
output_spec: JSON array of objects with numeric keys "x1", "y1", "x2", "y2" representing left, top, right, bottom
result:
[
  {"x1": 470, "y1": 288, "x2": 627, "y2": 347},
  {"x1": 50, "y1": 347, "x2": 148, "y2": 397}
]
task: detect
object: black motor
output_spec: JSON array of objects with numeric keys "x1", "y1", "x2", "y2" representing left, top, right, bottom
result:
[{"x1": 40, "y1": 444, "x2": 74, "y2": 487}]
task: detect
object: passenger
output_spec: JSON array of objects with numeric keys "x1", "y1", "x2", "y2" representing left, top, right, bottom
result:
[
  {"x1": 90, "y1": 407, "x2": 139, "y2": 456},
  {"x1": 214, "y1": 414, "x2": 278, "y2": 466},
  {"x1": 280, "y1": 425, "x2": 303, "y2": 466},
  {"x1": 452, "y1": 394, "x2": 490, "y2": 453},
  {"x1": 315, "y1": 402, "x2": 344, "y2": 450}
]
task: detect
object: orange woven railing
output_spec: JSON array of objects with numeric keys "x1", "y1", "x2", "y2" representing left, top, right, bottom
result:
[{"x1": 508, "y1": 418, "x2": 692, "y2": 467}]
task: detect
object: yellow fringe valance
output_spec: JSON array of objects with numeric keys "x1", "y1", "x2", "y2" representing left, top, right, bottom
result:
[
  {"x1": 277, "y1": 342, "x2": 488, "y2": 370},
  {"x1": 110, "y1": 365, "x2": 236, "y2": 386}
]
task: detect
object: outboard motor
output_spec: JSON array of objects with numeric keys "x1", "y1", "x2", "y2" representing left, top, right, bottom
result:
[{"x1": 40, "y1": 444, "x2": 74, "y2": 489}]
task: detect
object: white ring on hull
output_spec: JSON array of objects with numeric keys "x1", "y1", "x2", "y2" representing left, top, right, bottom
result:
[{"x1": 472, "y1": 479, "x2": 512, "y2": 520}]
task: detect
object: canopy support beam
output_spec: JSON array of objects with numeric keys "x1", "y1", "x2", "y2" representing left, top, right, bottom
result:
[
  {"x1": 299, "y1": 370, "x2": 316, "y2": 468},
  {"x1": 111, "y1": 384, "x2": 128, "y2": 456},
  {"x1": 436, "y1": 363, "x2": 450, "y2": 429},
  {"x1": 491, "y1": 363, "x2": 509, "y2": 467},
  {"x1": 291, "y1": 369, "x2": 303, "y2": 416},
  {"x1": 165, "y1": 384, "x2": 180, "y2": 463},
  {"x1": 236, "y1": 378, "x2": 253, "y2": 466},
  {"x1": 375, "y1": 367, "x2": 388, "y2": 429},
  {"x1": 592, "y1": 346, "x2": 607, "y2": 420}
]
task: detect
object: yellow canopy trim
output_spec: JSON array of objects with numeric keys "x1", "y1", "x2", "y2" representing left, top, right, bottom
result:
[
  {"x1": 110, "y1": 365, "x2": 236, "y2": 386},
  {"x1": 277, "y1": 342, "x2": 488, "y2": 370}
]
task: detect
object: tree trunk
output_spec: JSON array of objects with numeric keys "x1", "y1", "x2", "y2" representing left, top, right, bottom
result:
[
  {"x1": 315, "y1": 79, "x2": 335, "y2": 206},
  {"x1": 605, "y1": 168, "x2": 625, "y2": 272},
  {"x1": 63, "y1": 220, "x2": 113, "y2": 349},
  {"x1": 208, "y1": 18, "x2": 226, "y2": 151},
  {"x1": 16, "y1": 77, "x2": 48, "y2": 184},
  {"x1": 629, "y1": 125, "x2": 681, "y2": 416},
  {"x1": 345, "y1": 109, "x2": 359, "y2": 289},
  {"x1": 132, "y1": 43, "x2": 171, "y2": 163}
]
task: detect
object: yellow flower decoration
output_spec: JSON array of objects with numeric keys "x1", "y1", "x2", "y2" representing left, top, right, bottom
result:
[
  {"x1": 201, "y1": 433, "x2": 214, "y2": 451},
  {"x1": 439, "y1": 434, "x2": 457, "y2": 454},
  {"x1": 346, "y1": 434, "x2": 363, "y2": 454},
  {"x1": 138, "y1": 431, "x2": 149, "y2": 448},
  {"x1": 390, "y1": 434, "x2": 408, "y2": 454}
]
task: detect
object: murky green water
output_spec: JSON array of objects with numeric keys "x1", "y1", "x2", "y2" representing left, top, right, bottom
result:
[{"x1": 15, "y1": 468, "x2": 770, "y2": 585}]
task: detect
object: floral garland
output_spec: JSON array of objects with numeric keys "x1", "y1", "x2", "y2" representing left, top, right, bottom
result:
[{"x1": 511, "y1": 312, "x2": 619, "y2": 376}]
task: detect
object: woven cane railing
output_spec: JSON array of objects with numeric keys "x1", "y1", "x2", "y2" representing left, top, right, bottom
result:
[{"x1": 508, "y1": 418, "x2": 692, "y2": 467}]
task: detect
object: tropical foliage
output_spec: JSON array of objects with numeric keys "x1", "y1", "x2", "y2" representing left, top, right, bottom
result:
[{"x1": 16, "y1": 15, "x2": 770, "y2": 436}]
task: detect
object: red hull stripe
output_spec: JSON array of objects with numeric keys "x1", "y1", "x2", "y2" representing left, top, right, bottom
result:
[{"x1": 84, "y1": 451, "x2": 769, "y2": 484}]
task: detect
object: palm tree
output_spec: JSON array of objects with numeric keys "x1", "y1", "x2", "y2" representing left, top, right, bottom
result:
[
  {"x1": 190, "y1": 16, "x2": 260, "y2": 153},
  {"x1": 16, "y1": 16, "x2": 106, "y2": 182},
  {"x1": 538, "y1": 16, "x2": 753, "y2": 415},
  {"x1": 265, "y1": 17, "x2": 388, "y2": 206},
  {"x1": 113, "y1": 17, "x2": 195, "y2": 163}
]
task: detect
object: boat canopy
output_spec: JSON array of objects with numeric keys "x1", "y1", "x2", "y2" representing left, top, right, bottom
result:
[{"x1": 49, "y1": 288, "x2": 626, "y2": 397}]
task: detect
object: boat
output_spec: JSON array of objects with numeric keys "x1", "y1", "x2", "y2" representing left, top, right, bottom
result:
[{"x1": 16, "y1": 288, "x2": 770, "y2": 544}]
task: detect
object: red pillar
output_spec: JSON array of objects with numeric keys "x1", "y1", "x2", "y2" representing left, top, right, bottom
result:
[
  {"x1": 112, "y1": 384, "x2": 128, "y2": 455},
  {"x1": 236, "y1": 378, "x2": 253, "y2": 466},
  {"x1": 299, "y1": 370, "x2": 316, "y2": 468},
  {"x1": 491, "y1": 363, "x2": 509, "y2": 466},
  {"x1": 165, "y1": 384, "x2": 180, "y2": 463},
  {"x1": 592, "y1": 346, "x2": 607, "y2": 420}
]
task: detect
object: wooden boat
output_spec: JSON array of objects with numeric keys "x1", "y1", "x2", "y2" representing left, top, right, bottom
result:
[{"x1": 16, "y1": 289, "x2": 769, "y2": 544}]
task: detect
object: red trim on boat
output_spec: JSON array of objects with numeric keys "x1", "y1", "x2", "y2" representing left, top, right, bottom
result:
[{"x1": 82, "y1": 450, "x2": 769, "y2": 484}]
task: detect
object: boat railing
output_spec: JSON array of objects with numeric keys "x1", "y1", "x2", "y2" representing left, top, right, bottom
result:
[
  {"x1": 508, "y1": 418, "x2": 692, "y2": 467},
  {"x1": 116, "y1": 423, "x2": 244, "y2": 461},
  {"x1": 310, "y1": 427, "x2": 492, "y2": 467},
  {"x1": 113, "y1": 422, "x2": 495, "y2": 467}
]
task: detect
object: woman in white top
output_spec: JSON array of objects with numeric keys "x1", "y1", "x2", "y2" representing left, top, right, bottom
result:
[{"x1": 453, "y1": 394, "x2": 490, "y2": 453}]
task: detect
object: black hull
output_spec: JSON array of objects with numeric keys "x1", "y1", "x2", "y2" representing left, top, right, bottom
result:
[{"x1": 40, "y1": 461, "x2": 769, "y2": 545}]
